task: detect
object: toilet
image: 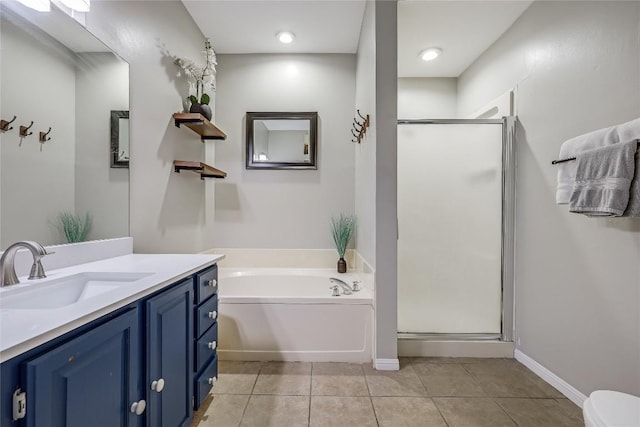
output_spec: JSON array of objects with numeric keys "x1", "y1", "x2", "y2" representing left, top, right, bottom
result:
[{"x1": 583, "y1": 390, "x2": 640, "y2": 427}]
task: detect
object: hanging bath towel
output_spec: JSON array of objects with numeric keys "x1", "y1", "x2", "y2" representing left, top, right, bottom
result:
[{"x1": 569, "y1": 140, "x2": 638, "y2": 217}]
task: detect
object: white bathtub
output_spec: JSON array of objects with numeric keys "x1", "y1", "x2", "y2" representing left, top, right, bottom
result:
[{"x1": 217, "y1": 268, "x2": 374, "y2": 363}]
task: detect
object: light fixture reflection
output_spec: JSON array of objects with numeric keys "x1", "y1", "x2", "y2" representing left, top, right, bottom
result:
[
  {"x1": 58, "y1": 0, "x2": 90, "y2": 11},
  {"x1": 16, "y1": 0, "x2": 51, "y2": 12},
  {"x1": 276, "y1": 31, "x2": 295, "y2": 44},
  {"x1": 420, "y1": 47, "x2": 442, "y2": 61}
]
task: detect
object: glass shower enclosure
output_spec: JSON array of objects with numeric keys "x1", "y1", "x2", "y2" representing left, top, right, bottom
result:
[{"x1": 397, "y1": 118, "x2": 515, "y2": 341}]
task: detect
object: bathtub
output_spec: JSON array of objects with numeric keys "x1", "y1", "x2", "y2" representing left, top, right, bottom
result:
[{"x1": 217, "y1": 268, "x2": 374, "y2": 363}]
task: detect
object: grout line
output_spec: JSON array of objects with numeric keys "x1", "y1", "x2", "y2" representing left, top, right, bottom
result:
[
  {"x1": 308, "y1": 363, "x2": 313, "y2": 426},
  {"x1": 493, "y1": 397, "x2": 520, "y2": 426},
  {"x1": 430, "y1": 397, "x2": 452, "y2": 427}
]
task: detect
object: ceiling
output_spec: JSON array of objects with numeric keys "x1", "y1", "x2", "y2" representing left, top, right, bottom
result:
[
  {"x1": 181, "y1": 0, "x2": 366, "y2": 54},
  {"x1": 181, "y1": 0, "x2": 531, "y2": 78}
]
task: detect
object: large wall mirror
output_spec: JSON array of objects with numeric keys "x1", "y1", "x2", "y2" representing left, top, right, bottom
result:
[
  {"x1": 246, "y1": 112, "x2": 318, "y2": 170},
  {"x1": 0, "y1": 2, "x2": 130, "y2": 249}
]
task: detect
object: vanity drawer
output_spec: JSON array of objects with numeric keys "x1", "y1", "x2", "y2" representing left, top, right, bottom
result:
[
  {"x1": 195, "y1": 354, "x2": 218, "y2": 409},
  {"x1": 195, "y1": 265, "x2": 218, "y2": 304},
  {"x1": 195, "y1": 295, "x2": 218, "y2": 338},
  {"x1": 195, "y1": 322, "x2": 218, "y2": 372}
]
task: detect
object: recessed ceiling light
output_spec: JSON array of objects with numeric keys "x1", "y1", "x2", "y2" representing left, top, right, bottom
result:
[
  {"x1": 420, "y1": 47, "x2": 442, "y2": 61},
  {"x1": 276, "y1": 31, "x2": 295, "y2": 44}
]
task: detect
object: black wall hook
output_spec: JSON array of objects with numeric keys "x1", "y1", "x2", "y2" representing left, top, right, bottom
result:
[
  {"x1": 19, "y1": 121, "x2": 34, "y2": 138},
  {"x1": 39, "y1": 127, "x2": 52, "y2": 143},
  {"x1": 0, "y1": 115, "x2": 17, "y2": 132}
]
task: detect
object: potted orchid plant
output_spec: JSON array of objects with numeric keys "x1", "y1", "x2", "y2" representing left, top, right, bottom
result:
[{"x1": 174, "y1": 38, "x2": 217, "y2": 120}]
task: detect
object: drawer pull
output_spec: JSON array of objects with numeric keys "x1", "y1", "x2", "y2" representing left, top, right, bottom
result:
[
  {"x1": 130, "y1": 400, "x2": 146, "y2": 415},
  {"x1": 208, "y1": 279, "x2": 217, "y2": 288},
  {"x1": 208, "y1": 310, "x2": 218, "y2": 319},
  {"x1": 208, "y1": 376, "x2": 217, "y2": 386},
  {"x1": 151, "y1": 378, "x2": 165, "y2": 392},
  {"x1": 207, "y1": 341, "x2": 217, "y2": 350}
]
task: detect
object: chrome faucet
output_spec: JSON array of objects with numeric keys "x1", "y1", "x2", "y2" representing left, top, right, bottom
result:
[
  {"x1": 330, "y1": 277, "x2": 353, "y2": 295},
  {"x1": 0, "y1": 241, "x2": 50, "y2": 287}
]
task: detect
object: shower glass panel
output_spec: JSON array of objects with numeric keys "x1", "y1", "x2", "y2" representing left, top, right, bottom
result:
[{"x1": 398, "y1": 121, "x2": 504, "y2": 335}]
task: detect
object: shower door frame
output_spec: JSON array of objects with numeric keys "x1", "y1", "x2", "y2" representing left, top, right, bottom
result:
[{"x1": 396, "y1": 117, "x2": 516, "y2": 342}]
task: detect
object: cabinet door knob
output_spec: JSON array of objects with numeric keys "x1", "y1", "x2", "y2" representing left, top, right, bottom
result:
[
  {"x1": 207, "y1": 341, "x2": 217, "y2": 350},
  {"x1": 130, "y1": 400, "x2": 146, "y2": 415},
  {"x1": 208, "y1": 310, "x2": 217, "y2": 319},
  {"x1": 151, "y1": 378, "x2": 165, "y2": 392},
  {"x1": 208, "y1": 376, "x2": 217, "y2": 385},
  {"x1": 208, "y1": 279, "x2": 217, "y2": 288}
]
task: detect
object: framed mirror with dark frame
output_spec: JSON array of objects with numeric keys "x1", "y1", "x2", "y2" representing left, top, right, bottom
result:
[
  {"x1": 110, "y1": 110, "x2": 130, "y2": 168},
  {"x1": 246, "y1": 112, "x2": 318, "y2": 170}
]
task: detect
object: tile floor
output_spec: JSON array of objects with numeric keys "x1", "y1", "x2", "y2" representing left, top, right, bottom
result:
[{"x1": 190, "y1": 358, "x2": 584, "y2": 427}]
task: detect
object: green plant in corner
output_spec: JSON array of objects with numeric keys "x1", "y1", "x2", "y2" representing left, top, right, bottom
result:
[
  {"x1": 330, "y1": 214, "x2": 356, "y2": 273},
  {"x1": 57, "y1": 212, "x2": 92, "y2": 243}
]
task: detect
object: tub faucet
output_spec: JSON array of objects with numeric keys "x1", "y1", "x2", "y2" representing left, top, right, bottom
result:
[
  {"x1": 0, "y1": 241, "x2": 50, "y2": 287},
  {"x1": 330, "y1": 277, "x2": 353, "y2": 295}
]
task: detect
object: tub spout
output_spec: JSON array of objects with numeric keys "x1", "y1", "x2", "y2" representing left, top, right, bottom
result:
[{"x1": 330, "y1": 277, "x2": 352, "y2": 295}]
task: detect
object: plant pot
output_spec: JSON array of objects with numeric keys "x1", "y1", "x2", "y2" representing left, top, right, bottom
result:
[
  {"x1": 189, "y1": 102, "x2": 212, "y2": 121},
  {"x1": 337, "y1": 257, "x2": 347, "y2": 274}
]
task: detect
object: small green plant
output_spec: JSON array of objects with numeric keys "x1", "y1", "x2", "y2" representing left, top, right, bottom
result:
[
  {"x1": 188, "y1": 93, "x2": 210, "y2": 105},
  {"x1": 57, "y1": 212, "x2": 92, "y2": 243},
  {"x1": 330, "y1": 214, "x2": 356, "y2": 259}
]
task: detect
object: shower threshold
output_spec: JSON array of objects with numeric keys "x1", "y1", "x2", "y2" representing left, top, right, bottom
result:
[{"x1": 398, "y1": 333, "x2": 514, "y2": 358}]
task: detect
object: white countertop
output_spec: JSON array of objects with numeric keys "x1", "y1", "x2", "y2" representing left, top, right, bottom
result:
[{"x1": 0, "y1": 253, "x2": 224, "y2": 362}]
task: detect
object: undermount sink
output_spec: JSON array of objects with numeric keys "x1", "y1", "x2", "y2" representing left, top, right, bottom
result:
[{"x1": 0, "y1": 272, "x2": 153, "y2": 310}]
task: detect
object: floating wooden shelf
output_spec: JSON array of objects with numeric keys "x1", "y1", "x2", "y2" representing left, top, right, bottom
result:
[
  {"x1": 173, "y1": 160, "x2": 227, "y2": 179},
  {"x1": 173, "y1": 113, "x2": 227, "y2": 141}
]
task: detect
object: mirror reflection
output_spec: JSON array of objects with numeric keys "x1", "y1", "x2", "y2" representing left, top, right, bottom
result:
[
  {"x1": 111, "y1": 110, "x2": 130, "y2": 168},
  {"x1": 246, "y1": 112, "x2": 318, "y2": 170},
  {"x1": 0, "y1": 3, "x2": 130, "y2": 249}
]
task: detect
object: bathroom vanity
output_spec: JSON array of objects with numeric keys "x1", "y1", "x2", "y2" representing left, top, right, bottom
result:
[{"x1": 0, "y1": 253, "x2": 222, "y2": 427}]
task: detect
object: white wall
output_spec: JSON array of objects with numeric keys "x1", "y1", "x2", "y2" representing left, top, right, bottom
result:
[
  {"x1": 398, "y1": 78, "x2": 457, "y2": 119},
  {"x1": 0, "y1": 15, "x2": 76, "y2": 247},
  {"x1": 212, "y1": 54, "x2": 356, "y2": 249},
  {"x1": 86, "y1": 1, "x2": 211, "y2": 253},
  {"x1": 355, "y1": 0, "x2": 377, "y2": 268},
  {"x1": 75, "y1": 53, "x2": 129, "y2": 241},
  {"x1": 458, "y1": 1, "x2": 640, "y2": 395},
  {"x1": 354, "y1": 0, "x2": 399, "y2": 364}
]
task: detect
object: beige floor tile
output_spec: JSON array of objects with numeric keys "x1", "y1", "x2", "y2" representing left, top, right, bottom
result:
[
  {"x1": 213, "y1": 362, "x2": 263, "y2": 394},
  {"x1": 372, "y1": 397, "x2": 447, "y2": 427},
  {"x1": 462, "y1": 363, "x2": 553, "y2": 398},
  {"x1": 413, "y1": 363, "x2": 485, "y2": 397},
  {"x1": 555, "y1": 398, "x2": 584, "y2": 421},
  {"x1": 496, "y1": 398, "x2": 584, "y2": 427},
  {"x1": 310, "y1": 396, "x2": 377, "y2": 427},
  {"x1": 197, "y1": 394, "x2": 250, "y2": 427},
  {"x1": 240, "y1": 395, "x2": 310, "y2": 427},
  {"x1": 253, "y1": 374, "x2": 311, "y2": 395},
  {"x1": 311, "y1": 363, "x2": 368, "y2": 396},
  {"x1": 408, "y1": 357, "x2": 513, "y2": 365},
  {"x1": 433, "y1": 397, "x2": 517, "y2": 427},
  {"x1": 363, "y1": 363, "x2": 427, "y2": 396},
  {"x1": 260, "y1": 362, "x2": 312, "y2": 375}
]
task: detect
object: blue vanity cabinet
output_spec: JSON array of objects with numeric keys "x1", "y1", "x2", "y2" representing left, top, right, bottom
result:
[
  {"x1": 145, "y1": 279, "x2": 193, "y2": 427},
  {"x1": 0, "y1": 264, "x2": 222, "y2": 427},
  {"x1": 193, "y1": 265, "x2": 219, "y2": 410},
  {"x1": 22, "y1": 308, "x2": 142, "y2": 427}
]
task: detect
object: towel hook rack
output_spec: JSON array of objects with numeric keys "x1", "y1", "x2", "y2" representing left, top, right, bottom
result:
[
  {"x1": 19, "y1": 121, "x2": 34, "y2": 138},
  {"x1": 39, "y1": 127, "x2": 52, "y2": 143},
  {"x1": 551, "y1": 140, "x2": 640, "y2": 165},
  {"x1": 0, "y1": 116, "x2": 17, "y2": 132}
]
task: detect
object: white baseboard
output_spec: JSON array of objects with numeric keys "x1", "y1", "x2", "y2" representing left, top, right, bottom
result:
[
  {"x1": 398, "y1": 339, "x2": 514, "y2": 358},
  {"x1": 375, "y1": 358, "x2": 400, "y2": 371},
  {"x1": 515, "y1": 349, "x2": 587, "y2": 407},
  {"x1": 218, "y1": 350, "x2": 371, "y2": 363}
]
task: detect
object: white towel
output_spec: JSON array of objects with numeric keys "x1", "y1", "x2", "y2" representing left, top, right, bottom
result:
[{"x1": 556, "y1": 117, "x2": 640, "y2": 204}]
